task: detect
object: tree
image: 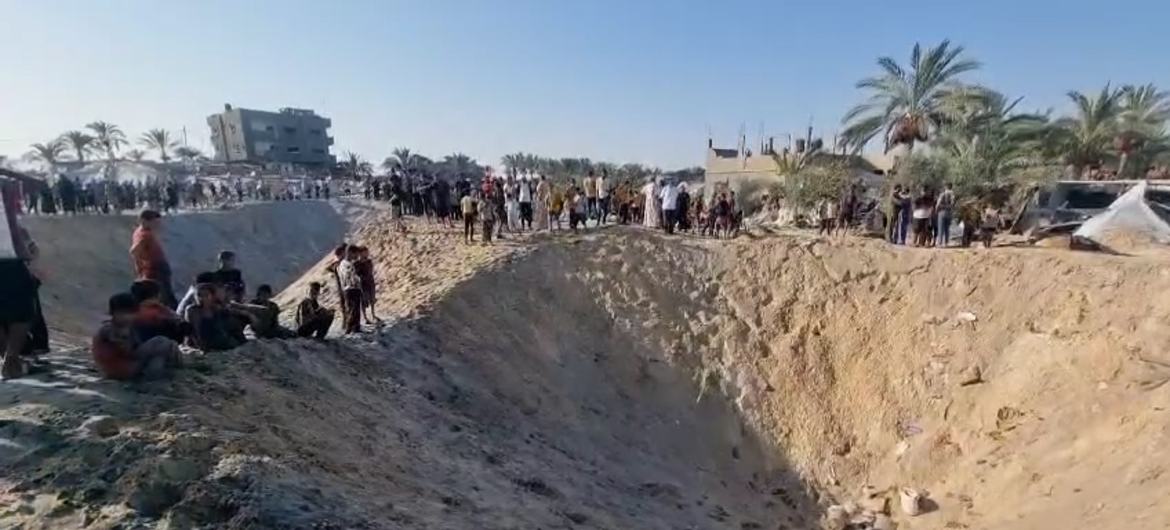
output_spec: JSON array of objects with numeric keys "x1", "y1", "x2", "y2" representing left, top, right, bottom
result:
[
  {"x1": 139, "y1": 128, "x2": 177, "y2": 162},
  {"x1": 126, "y1": 149, "x2": 147, "y2": 162},
  {"x1": 841, "y1": 40, "x2": 981, "y2": 153},
  {"x1": 60, "y1": 130, "x2": 96, "y2": 163},
  {"x1": 174, "y1": 146, "x2": 203, "y2": 162},
  {"x1": 1114, "y1": 84, "x2": 1170, "y2": 177},
  {"x1": 931, "y1": 88, "x2": 1051, "y2": 193},
  {"x1": 440, "y1": 152, "x2": 480, "y2": 180},
  {"x1": 342, "y1": 151, "x2": 372, "y2": 180},
  {"x1": 1048, "y1": 85, "x2": 1126, "y2": 176},
  {"x1": 86, "y1": 121, "x2": 127, "y2": 162},
  {"x1": 27, "y1": 139, "x2": 67, "y2": 171}
]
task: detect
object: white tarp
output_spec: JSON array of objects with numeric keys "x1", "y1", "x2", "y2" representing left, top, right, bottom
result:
[{"x1": 1073, "y1": 181, "x2": 1170, "y2": 244}]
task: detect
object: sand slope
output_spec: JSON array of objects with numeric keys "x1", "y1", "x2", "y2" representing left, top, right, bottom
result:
[{"x1": 3, "y1": 211, "x2": 1169, "y2": 529}]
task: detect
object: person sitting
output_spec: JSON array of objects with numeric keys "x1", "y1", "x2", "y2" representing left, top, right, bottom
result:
[
  {"x1": 249, "y1": 284, "x2": 295, "y2": 339},
  {"x1": 91, "y1": 293, "x2": 183, "y2": 380},
  {"x1": 130, "y1": 279, "x2": 191, "y2": 342},
  {"x1": 176, "y1": 271, "x2": 217, "y2": 318},
  {"x1": 222, "y1": 284, "x2": 265, "y2": 342},
  {"x1": 296, "y1": 282, "x2": 334, "y2": 339},
  {"x1": 212, "y1": 250, "x2": 245, "y2": 295},
  {"x1": 183, "y1": 283, "x2": 245, "y2": 352}
]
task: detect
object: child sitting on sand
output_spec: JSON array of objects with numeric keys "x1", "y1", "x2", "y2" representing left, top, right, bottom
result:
[
  {"x1": 184, "y1": 283, "x2": 246, "y2": 352},
  {"x1": 92, "y1": 293, "x2": 183, "y2": 381},
  {"x1": 130, "y1": 279, "x2": 192, "y2": 343},
  {"x1": 296, "y1": 282, "x2": 335, "y2": 339}
]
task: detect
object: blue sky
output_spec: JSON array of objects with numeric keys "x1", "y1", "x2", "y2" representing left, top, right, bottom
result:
[{"x1": 2, "y1": 0, "x2": 1169, "y2": 169}]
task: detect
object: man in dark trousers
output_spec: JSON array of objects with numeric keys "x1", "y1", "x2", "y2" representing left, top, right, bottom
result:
[{"x1": 129, "y1": 210, "x2": 177, "y2": 308}]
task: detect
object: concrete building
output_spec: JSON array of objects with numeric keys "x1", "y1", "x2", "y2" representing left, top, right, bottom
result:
[
  {"x1": 207, "y1": 104, "x2": 336, "y2": 167},
  {"x1": 704, "y1": 135, "x2": 894, "y2": 204}
]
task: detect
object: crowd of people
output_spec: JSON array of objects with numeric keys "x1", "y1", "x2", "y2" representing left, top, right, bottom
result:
[
  {"x1": 21, "y1": 176, "x2": 333, "y2": 216},
  {"x1": 365, "y1": 169, "x2": 745, "y2": 242},
  {"x1": 810, "y1": 182, "x2": 1002, "y2": 248}
]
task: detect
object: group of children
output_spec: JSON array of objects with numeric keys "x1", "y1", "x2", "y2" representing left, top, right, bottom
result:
[
  {"x1": 327, "y1": 243, "x2": 380, "y2": 334},
  {"x1": 90, "y1": 249, "x2": 344, "y2": 381}
]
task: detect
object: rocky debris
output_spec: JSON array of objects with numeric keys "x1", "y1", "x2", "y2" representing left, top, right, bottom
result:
[
  {"x1": 77, "y1": 415, "x2": 120, "y2": 438},
  {"x1": 899, "y1": 487, "x2": 925, "y2": 516},
  {"x1": 959, "y1": 365, "x2": 984, "y2": 386}
]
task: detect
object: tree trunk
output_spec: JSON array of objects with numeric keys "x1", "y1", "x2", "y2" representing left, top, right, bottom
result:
[{"x1": 1117, "y1": 152, "x2": 1129, "y2": 180}]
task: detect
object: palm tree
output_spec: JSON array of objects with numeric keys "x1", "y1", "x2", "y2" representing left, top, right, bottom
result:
[
  {"x1": 841, "y1": 40, "x2": 981, "y2": 153},
  {"x1": 126, "y1": 149, "x2": 147, "y2": 162},
  {"x1": 1114, "y1": 84, "x2": 1170, "y2": 177},
  {"x1": 86, "y1": 121, "x2": 127, "y2": 162},
  {"x1": 441, "y1": 152, "x2": 479, "y2": 180},
  {"x1": 60, "y1": 130, "x2": 96, "y2": 164},
  {"x1": 26, "y1": 139, "x2": 67, "y2": 172},
  {"x1": 1048, "y1": 85, "x2": 1126, "y2": 176},
  {"x1": 139, "y1": 128, "x2": 177, "y2": 162},
  {"x1": 383, "y1": 147, "x2": 414, "y2": 172},
  {"x1": 342, "y1": 151, "x2": 373, "y2": 180},
  {"x1": 174, "y1": 146, "x2": 203, "y2": 163}
]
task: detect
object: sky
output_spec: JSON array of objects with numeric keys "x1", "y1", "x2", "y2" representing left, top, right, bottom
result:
[{"x1": 2, "y1": 0, "x2": 1169, "y2": 170}]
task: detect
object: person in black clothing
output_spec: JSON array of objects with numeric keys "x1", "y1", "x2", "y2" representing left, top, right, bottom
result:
[{"x1": 213, "y1": 250, "x2": 245, "y2": 297}]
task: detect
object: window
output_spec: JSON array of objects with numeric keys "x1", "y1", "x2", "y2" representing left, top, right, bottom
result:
[
  {"x1": 287, "y1": 146, "x2": 300, "y2": 153},
  {"x1": 309, "y1": 129, "x2": 322, "y2": 135},
  {"x1": 283, "y1": 127, "x2": 297, "y2": 134}
]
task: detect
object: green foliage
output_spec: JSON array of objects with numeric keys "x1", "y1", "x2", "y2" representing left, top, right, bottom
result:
[
  {"x1": 780, "y1": 160, "x2": 855, "y2": 209},
  {"x1": 841, "y1": 40, "x2": 981, "y2": 152}
]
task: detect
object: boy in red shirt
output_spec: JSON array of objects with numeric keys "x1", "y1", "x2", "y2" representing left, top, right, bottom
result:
[{"x1": 91, "y1": 293, "x2": 183, "y2": 380}]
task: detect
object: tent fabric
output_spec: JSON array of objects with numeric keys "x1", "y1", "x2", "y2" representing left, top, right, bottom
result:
[{"x1": 1073, "y1": 181, "x2": 1170, "y2": 244}]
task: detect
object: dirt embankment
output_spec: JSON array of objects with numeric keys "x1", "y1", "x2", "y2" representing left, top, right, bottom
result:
[
  {"x1": 3, "y1": 212, "x2": 1169, "y2": 529},
  {"x1": 24, "y1": 201, "x2": 348, "y2": 344}
]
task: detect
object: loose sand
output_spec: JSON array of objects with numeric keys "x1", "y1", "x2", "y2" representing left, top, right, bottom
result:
[{"x1": 2, "y1": 206, "x2": 1169, "y2": 529}]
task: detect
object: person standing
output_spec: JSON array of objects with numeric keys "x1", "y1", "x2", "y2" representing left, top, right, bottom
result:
[
  {"x1": 658, "y1": 180, "x2": 679, "y2": 234},
  {"x1": 0, "y1": 182, "x2": 37, "y2": 378},
  {"x1": 534, "y1": 175, "x2": 550, "y2": 231},
  {"x1": 596, "y1": 170, "x2": 609, "y2": 225},
  {"x1": 518, "y1": 176, "x2": 534, "y2": 230},
  {"x1": 336, "y1": 246, "x2": 363, "y2": 334},
  {"x1": 130, "y1": 210, "x2": 177, "y2": 308},
  {"x1": 583, "y1": 171, "x2": 598, "y2": 221},
  {"x1": 460, "y1": 191, "x2": 478, "y2": 243},
  {"x1": 836, "y1": 186, "x2": 857, "y2": 237},
  {"x1": 642, "y1": 179, "x2": 661, "y2": 229},
  {"x1": 935, "y1": 183, "x2": 956, "y2": 247}
]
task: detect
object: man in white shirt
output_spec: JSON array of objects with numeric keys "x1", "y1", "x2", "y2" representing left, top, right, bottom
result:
[
  {"x1": 596, "y1": 171, "x2": 609, "y2": 225},
  {"x1": 659, "y1": 180, "x2": 680, "y2": 234},
  {"x1": 518, "y1": 176, "x2": 533, "y2": 230}
]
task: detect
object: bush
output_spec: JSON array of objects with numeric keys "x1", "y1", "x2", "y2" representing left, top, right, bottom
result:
[{"x1": 781, "y1": 160, "x2": 855, "y2": 210}]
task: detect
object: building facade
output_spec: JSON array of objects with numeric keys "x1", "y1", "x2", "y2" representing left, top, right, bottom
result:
[
  {"x1": 704, "y1": 136, "x2": 894, "y2": 204},
  {"x1": 207, "y1": 105, "x2": 336, "y2": 167}
]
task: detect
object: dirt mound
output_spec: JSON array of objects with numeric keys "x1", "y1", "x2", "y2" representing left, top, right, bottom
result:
[{"x1": 4, "y1": 213, "x2": 1170, "y2": 529}]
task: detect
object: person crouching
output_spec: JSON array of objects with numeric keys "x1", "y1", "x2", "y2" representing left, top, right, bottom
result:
[{"x1": 91, "y1": 293, "x2": 183, "y2": 381}]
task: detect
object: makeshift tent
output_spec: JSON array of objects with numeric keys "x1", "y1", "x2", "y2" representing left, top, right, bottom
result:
[{"x1": 1073, "y1": 181, "x2": 1170, "y2": 245}]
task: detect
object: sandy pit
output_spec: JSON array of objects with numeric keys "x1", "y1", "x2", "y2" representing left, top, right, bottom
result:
[{"x1": 2, "y1": 205, "x2": 1169, "y2": 529}]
